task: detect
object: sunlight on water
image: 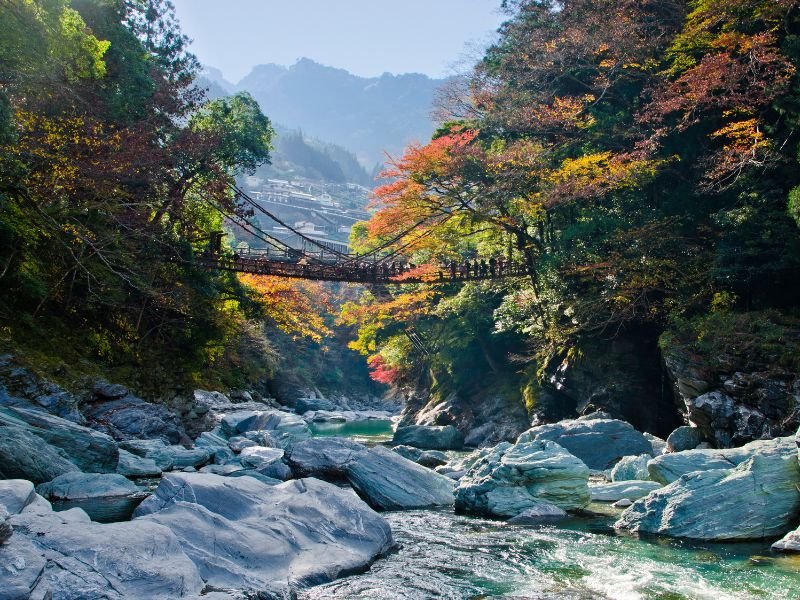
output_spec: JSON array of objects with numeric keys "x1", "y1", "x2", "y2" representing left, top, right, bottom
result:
[
  {"x1": 301, "y1": 509, "x2": 800, "y2": 600},
  {"x1": 308, "y1": 419, "x2": 395, "y2": 444}
]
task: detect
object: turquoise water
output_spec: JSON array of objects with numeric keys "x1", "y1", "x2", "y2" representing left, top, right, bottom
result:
[
  {"x1": 302, "y1": 508, "x2": 800, "y2": 599},
  {"x1": 302, "y1": 426, "x2": 800, "y2": 599},
  {"x1": 308, "y1": 418, "x2": 395, "y2": 444}
]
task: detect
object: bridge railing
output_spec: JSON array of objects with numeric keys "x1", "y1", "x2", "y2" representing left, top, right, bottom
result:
[{"x1": 196, "y1": 252, "x2": 532, "y2": 283}]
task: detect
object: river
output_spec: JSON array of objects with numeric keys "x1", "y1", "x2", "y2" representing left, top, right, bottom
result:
[{"x1": 300, "y1": 420, "x2": 800, "y2": 600}]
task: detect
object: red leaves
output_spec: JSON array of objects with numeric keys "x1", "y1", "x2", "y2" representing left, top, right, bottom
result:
[{"x1": 366, "y1": 354, "x2": 401, "y2": 385}]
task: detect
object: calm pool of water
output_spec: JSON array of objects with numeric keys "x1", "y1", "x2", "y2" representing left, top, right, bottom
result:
[{"x1": 308, "y1": 418, "x2": 395, "y2": 444}]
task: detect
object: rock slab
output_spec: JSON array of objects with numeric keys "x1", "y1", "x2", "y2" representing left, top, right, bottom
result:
[
  {"x1": 136, "y1": 473, "x2": 394, "y2": 595},
  {"x1": 392, "y1": 425, "x2": 464, "y2": 450},
  {"x1": 517, "y1": 419, "x2": 652, "y2": 470},
  {"x1": 455, "y1": 440, "x2": 590, "y2": 518},
  {"x1": 616, "y1": 440, "x2": 800, "y2": 540}
]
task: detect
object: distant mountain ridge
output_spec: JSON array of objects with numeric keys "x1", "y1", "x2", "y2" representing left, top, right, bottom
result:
[{"x1": 200, "y1": 58, "x2": 445, "y2": 168}]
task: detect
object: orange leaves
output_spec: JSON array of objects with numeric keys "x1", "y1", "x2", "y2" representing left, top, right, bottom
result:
[
  {"x1": 367, "y1": 128, "x2": 479, "y2": 244},
  {"x1": 239, "y1": 274, "x2": 332, "y2": 342},
  {"x1": 389, "y1": 263, "x2": 441, "y2": 283}
]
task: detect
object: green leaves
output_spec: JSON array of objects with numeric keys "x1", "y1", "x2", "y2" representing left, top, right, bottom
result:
[{"x1": 189, "y1": 92, "x2": 274, "y2": 176}]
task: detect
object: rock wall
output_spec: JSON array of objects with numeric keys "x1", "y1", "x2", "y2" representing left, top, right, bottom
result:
[
  {"x1": 663, "y1": 347, "x2": 800, "y2": 447},
  {"x1": 535, "y1": 331, "x2": 683, "y2": 438}
]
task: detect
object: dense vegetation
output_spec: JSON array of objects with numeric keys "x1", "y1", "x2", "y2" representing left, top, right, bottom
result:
[
  {"x1": 346, "y1": 0, "x2": 800, "y2": 412},
  {"x1": 0, "y1": 0, "x2": 332, "y2": 393}
]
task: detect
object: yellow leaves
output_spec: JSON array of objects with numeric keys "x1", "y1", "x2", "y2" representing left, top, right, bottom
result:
[
  {"x1": 542, "y1": 151, "x2": 659, "y2": 205},
  {"x1": 239, "y1": 274, "x2": 332, "y2": 343}
]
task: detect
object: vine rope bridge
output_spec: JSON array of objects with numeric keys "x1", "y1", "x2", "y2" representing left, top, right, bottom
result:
[{"x1": 196, "y1": 185, "x2": 531, "y2": 284}]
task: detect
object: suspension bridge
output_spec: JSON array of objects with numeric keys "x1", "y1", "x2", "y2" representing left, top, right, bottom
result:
[{"x1": 196, "y1": 185, "x2": 532, "y2": 284}]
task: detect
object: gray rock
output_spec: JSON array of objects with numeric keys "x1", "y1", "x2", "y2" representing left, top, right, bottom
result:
[
  {"x1": 0, "y1": 427, "x2": 80, "y2": 484},
  {"x1": 647, "y1": 436, "x2": 795, "y2": 484},
  {"x1": 121, "y1": 439, "x2": 210, "y2": 471},
  {"x1": 0, "y1": 480, "x2": 36, "y2": 515},
  {"x1": 286, "y1": 437, "x2": 368, "y2": 479},
  {"x1": 771, "y1": 526, "x2": 800, "y2": 552},
  {"x1": 507, "y1": 501, "x2": 567, "y2": 524},
  {"x1": 36, "y1": 472, "x2": 141, "y2": 522},
  {"x1": 92, "y1": 380, "x2": 128, "y2": 400},
  {"x1": 136, "y1": 473, "x2": 394, "y2": 593},
  {"x1": 221, "y1": 409, "x2": 310, "y2": 440},
  {"x1": 610, "y1": 454, "x2": 651, "y2": 482},
  {"x1": 195, "y1": 428, "x2": 228, "y2": 450},
  {"x1": 116, "y1": 448, "x2": 162, "y2": 478},
  {"x1": 666, "y1": 426, "x2": 704, "y2": 452},
  {"x1": 7, "y1": 509, "x2": 203, "y2": 599},
  {"x1": 85, "y1": 395, "x2": 185, "y2": 444},
  {"x1": 228, "y1": 435, "x2": 258, "y2": 453},
  {"x1": 616, "y1": 441, "x2": 800, "y2": 540},
  {"x1": 0, "y1": 532, "x2": 46, "y2": 599},
  {"x1": 195, "y1": 429, "x2": 235, "y2": 464},
  {"x1": 295, "y1": 396, "x2": 336, "y2": 414},
  {"x1": 0, "y1": 506, "x2": 11, "y2": 545},
  {"x1": 392, "y1": 425, "x2": 464, "y2": 450},
  {"x1": 613, "y1": 498, "x2": 633, "y2": 508},
  {"x1": 644, "y1": 432, "x2": 667, "y2": 456},
  {"x1": 193, "y1": 389, "x2": 233, "y2": 409},
  {"x1": 391, "y1": 445, "x2": 448, "y2": 468},
  {"x1": 227, "y1": 470, "x2": 283, "y2": 485},
  {"x1": 589, "y1": 480, "x2": 662, "y2": 502},
  {"x1": 0, "y1": 407, "x2": 119, "y2": 473},
  {"x1": 237, "y1": 446, "x2": 290, "y2": 480},
  {"x1": 200, "y1": 463, "x2": 244, "y2": 475},
  {"x1": 37, "y1": 472, "x2": 138, "y2": 500},
  {"x1": 455, "y1": 440, "x2": 590, "y2": 518},
  {"x1": 345, "y1": 445, "x2": 455, "y2": 510},
  {"x1": 20, "y1": 494, "x2": 52, "y2": 516},
  {"x1": 517, "y1": 419, "x2": 652, "y2": 470}
]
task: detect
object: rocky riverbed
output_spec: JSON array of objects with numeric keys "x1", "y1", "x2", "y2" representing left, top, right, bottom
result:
[{"x1": 1, "y1": 366, "x2": 799, "y2": 598}]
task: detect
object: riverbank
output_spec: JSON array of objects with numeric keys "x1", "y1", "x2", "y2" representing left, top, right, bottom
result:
[{"x1": 1, "y1": 364, "x2": 799, "y2": 598}]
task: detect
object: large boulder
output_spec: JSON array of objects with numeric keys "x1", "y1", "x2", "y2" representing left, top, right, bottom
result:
[
  {"x1": 345, "y1": 445, "x2": 455, "y2": 510},
  {"x1": 0, "y1": 407, "x2": 118, "y2": 473},
  {"x1": 589, "y1": 480, "x2": 662, "y2": 502},
  {"x1": 121, "y1": 439, "x2": 210, "y2": 471},
  {"x1": 647, "y1": 436, "x2": 795, "y2": 484},
  {"x1": 772, "y1": 526, "x2": 800, "y2": 553},
  {"x1": 610, "y1": 454, "x2": 651, "y2": 482},
  {"x1": 392, "y1": 425, "x2": 464, "y2": 450},
  {"x1": 0, "y1": 426, "x2": 80, "y2": 484},
  {"x1": 116, "y1": 448, "x2": 162, "y2": 478},
  {"x1": 517, "y1": 419, "x2": 652, "y2": 470},
  {"x1": 616, "y1": 441, "x2": 800, "y2": 540},
  {"x1": 286, "y1": 437, "x2": 368, "y2": 479},
  {"x1": 36, "y1": 473, "x2": 141, "y2": 522},
  {"x1": 0, "y1": 480, "x2": 36, "y2": 515},
  {"x1": 5, "y1": 509, "x2": 203, "y2": 599},
  {"x1": 135, "y1": 473, "x2": 394, "y2": 595},
  {"x1": 666, "y1": 426, "x2": 703, "y2": 452},
  {"x1": 455, "y1": 440, "x2": 590, "y2": 518},
  {"x1": 85, "y1": 394, "x2": 186, "y2": 444},
  {"x1": 237, "y1": 446, "x2": 291, "y2": 480},
  {"x1": 221, "y1": 409, "x2": 310, "y2": 439}
]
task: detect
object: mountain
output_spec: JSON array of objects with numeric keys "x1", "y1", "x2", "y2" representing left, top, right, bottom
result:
[
  {"x1": 264, "y1": 126, "x2": 375, "y2": 188},
  {"x1": 231, "y1": 58, "x2": 446, "y2": 167}
]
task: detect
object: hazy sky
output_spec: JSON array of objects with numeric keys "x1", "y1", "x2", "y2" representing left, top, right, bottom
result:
[{"x1": 171, "y1": 0, "x2": 507, "y2": 83}]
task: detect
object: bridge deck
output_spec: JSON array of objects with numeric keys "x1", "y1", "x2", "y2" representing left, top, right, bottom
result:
[{"x1": 197, "y1": 255, "x2": 531, "y2": 284}]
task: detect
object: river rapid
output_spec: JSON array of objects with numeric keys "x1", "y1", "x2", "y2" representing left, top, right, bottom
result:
[{"x1": 300, "y1": 421, "x2": 800, "y2": 600}]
